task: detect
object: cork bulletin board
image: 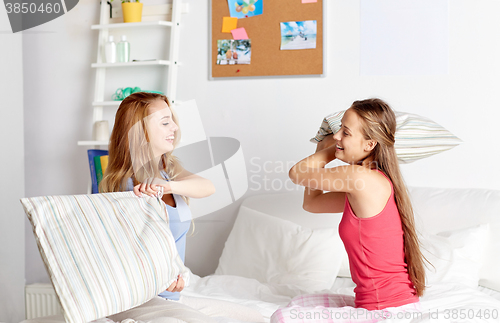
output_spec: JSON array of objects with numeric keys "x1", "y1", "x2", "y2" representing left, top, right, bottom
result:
[{"x1": 210, "y1": 0, "x2": 324, "y2": 78}]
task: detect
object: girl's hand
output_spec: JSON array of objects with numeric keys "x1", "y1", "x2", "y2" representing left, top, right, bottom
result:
[
  {"x1": 133, "y1": 177, "x2": 171, "y2": 197},
  {"x1": 166, "y1": 275, "x2": 185, "y2": 292},
  {"x1": 316, "y1": 134, "x2": 337, "y2": 152}
]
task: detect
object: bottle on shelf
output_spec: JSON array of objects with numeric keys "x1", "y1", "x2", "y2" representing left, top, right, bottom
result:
[
  {"x1": 117, "y1": 35, "x2": 130, "y2": 63},
  {"x1": 104, "y1": 35, "x2": 116, "y2": 63}
]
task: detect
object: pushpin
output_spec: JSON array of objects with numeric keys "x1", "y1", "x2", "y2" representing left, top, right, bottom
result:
[{"x1": 236, "y1": 69, "x2": 240, "y2": 73}]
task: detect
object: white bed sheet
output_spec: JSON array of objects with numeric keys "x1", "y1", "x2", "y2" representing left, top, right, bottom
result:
[
  {"x1": 479, "y1": 286, "x2": 500, "y2": 302},
  {"x1": 22, "y1": 275, "x2": 500, "y2": 323},
  {"x1": 183, "y1": 275, "x2": 500, "y2": 323}
]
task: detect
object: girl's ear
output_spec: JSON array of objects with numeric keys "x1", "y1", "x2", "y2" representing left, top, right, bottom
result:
[{"x1": 365, "y1": 140, "x2": 377, "y2": 152}]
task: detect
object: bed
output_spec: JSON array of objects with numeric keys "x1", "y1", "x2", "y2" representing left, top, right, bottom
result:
[{"x1": 22, "y1": 186, "x2": 500, "y2": 323}]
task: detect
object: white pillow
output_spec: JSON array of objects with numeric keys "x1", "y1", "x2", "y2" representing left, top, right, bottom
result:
[
  {"x1": 420, "y1": 224, "x2": 489, "y2": 288},
  {"x1": 337, "y1": 249, "x2": 351, "y2": 278},
  {"x1": 215, "y1": 206, "x2": 344, "y2": 296},
  {"x1": 21, "y1": 192, "x2": 189, "y2": 323},
  {"x1": 480, "y1": 222, "x2": 500, "y2": 291},
  {"x1": 311, "y1": 110, "x2": 462, "y2": 164}
]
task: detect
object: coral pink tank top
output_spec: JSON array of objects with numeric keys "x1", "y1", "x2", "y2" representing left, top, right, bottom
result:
[{"x1": 338, "y1": 169, "x2": 419, "y2": 310}]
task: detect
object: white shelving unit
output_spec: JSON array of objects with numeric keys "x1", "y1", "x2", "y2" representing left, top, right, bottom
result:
[
  {"x1": 91, "y1": 60, "x2": 171, "y2": 68},
  {"x1": 92, "y1": 101, "x2": 121, "y2": 107},
  {"x1": 78, "y1": 1, "x2": 187, "y2": 147},
  {"x1": 90, "y1": 20, "x2": 173, "y2": 30}
]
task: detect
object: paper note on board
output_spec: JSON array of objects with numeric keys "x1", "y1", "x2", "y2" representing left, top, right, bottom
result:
[
  {"x1": 222, "y1": 17, "x2": 238, "y2": 33},
  {"x1": 302, "y1": 0, "x2": 317, "y2": 3},
  {"x1": 231, "y1": 27, "x2": 249, "y2": 40},
  {"x1": 227, "y1": 0, "x2": 263, "y2": 19}
]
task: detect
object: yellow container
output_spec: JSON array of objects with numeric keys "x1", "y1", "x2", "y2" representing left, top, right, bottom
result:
[{"x1": 122, "y1": 2, "x2": 143, "y2": 23}]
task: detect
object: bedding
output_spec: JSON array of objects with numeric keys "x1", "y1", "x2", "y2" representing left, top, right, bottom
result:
[
  {"x1": 420, "y1": 224, "x2": 490, "y2": 288},
  {"x1": 22, "y1": 187, "x2": 500, "y2": 323},
  {"x1": 311, "y1": 110, "x2": 462, "y2": 163},
  {"x1": 188, "y1": 275, "x2": 500, "y2": 323},
  {"x1": 407, "y1": 187, "x2": 500, "y2": 292},
  {"x1": 215, "y1": 206, "x2": 344, "y2": 296},
  {"x1": 22, "y1": 274, "x2": 500, "y2": 323},
  {"x1": 21, "y1": 192, "x2": 190, "y2": 323}
]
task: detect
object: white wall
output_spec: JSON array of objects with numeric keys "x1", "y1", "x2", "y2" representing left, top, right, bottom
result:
[
  {"x1": 22, "y1": 0, "x2": 99, "y2": 284},
  {"x1": 0, "y1": 8, "x2": 26, "y2": 323},
  {"x1": 21, "y1": 0, "x2": 500, "y2": 284}
]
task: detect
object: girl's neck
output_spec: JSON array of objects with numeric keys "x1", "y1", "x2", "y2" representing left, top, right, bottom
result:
[
  {"x1": 153, "y1": 155, "x2": 163, "y2": 170},
  {"x1": 355, "y1": 156, "x2": 378, "y2": 170}
]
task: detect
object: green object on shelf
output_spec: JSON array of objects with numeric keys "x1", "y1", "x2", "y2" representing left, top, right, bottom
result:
[
  {"x1": 112, "y1": 87, "x2": 164, "y2": 101},
  {"x1": 144, "y1": 90, "x2": 164, "y2": 95}
]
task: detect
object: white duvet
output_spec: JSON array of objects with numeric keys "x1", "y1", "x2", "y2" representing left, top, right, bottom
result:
[
  {"x1": 182, "y1": 273, "x2": 500, "y2": 323},
  {"x1": 22, "y1": 273, "x2": 500, "y2": 323}
]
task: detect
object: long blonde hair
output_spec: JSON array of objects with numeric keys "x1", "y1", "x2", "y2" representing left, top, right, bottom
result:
[
  {"x1": 351, "y1": 98, "x2": 426, "y2": 297},
  {"x1": 99, "y1": 92, "x2": 184, "y2": 193}
]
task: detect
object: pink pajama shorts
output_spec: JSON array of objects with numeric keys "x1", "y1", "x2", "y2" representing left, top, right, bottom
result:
[{"x1": 271, "y1": 294, "x2": 421, "y2": 323}]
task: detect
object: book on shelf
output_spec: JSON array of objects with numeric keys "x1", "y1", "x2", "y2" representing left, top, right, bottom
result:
[
  {"x1": 87, "y1": 149, "x2": 108, "y2": 194},
  {"x1": 94, "y1": 156, "x2": 104, "y2": 190},
  {"x1": 94, "y1": 155, "x2": 109, "y2": 189},
  {"x1": 100, "y1": 155, "x2": 109, "y2": 174}
]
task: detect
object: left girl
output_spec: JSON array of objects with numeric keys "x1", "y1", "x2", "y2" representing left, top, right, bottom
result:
[{"x1": 100, "y1": 92, "x2": 215, "y2": 300}]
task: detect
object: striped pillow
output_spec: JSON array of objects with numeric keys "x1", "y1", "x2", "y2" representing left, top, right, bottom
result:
[
  {"x1": 21, "y1": 192, "x2": 189, "y2": 323},
  {"x1": 310, "y1": 110, "x2": 462, "y2": 163}
]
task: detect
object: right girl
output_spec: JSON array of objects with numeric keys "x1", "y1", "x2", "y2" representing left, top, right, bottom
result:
[{"x1": 272, "y1": 98, "x2": 425, "y2": 322}]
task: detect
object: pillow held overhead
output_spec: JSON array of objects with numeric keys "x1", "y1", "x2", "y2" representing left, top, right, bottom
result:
[
  {"x1": 310, "y1": 110, "x2": 462, "y2": 163},
  {"x1": 21, "y1": 191, "x2": 189, "y2": 323}
]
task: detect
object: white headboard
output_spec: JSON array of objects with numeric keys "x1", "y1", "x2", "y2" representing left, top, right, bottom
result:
[
  {"x1": 408, "y1": 186, "x2": 500, "y2": 234},
  {"x1": 241, "y1": 190, "x2": 341, "y2": 230},
  {"x1": 240, "y1": 186, "x2": 500, "y2": 234}
]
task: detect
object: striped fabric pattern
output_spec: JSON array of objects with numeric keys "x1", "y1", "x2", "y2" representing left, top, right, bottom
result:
[
  {"x1": 310, "y1": 110, "x2": 462, "y2": 164},
  {"x1": 21, "y1": 191, "x2": 189, "y2": 323}
]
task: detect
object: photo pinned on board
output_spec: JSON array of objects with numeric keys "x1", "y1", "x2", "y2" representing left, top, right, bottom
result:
[
  {"x1": 280, "y1": 20, "x2": 317, "y2": 50},
  {"x1": 217, "y1": 39, "x2": 252, "y2": 65},
  {"x1": 228, "y1": 0, "x2": 263, "y2": 19}
]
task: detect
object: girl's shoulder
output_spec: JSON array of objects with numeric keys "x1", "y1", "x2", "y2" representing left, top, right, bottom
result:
[
  {"x1": 347, "y1": 168, "x2": 393, "y2": 218},
  {"x1": 349, "y1": 165, "x2": 390, "y2": 180},
  {"x1": 371, "y1": 170, "x2": 393, "y2": 202},
  {"x1": 374, "y1": 168, "x2": 392, "y2": 186},
  {"x1": 124, "y1": 177, "x2": 134, "y2": 191},
  {"x1": 352, "y1": 167, "x2": 392, "y2": 194}
]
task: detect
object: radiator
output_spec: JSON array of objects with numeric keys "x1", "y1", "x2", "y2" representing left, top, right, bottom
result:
[{"x1": 25, "y1": 284, "x2": 62, "y2": 319}]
